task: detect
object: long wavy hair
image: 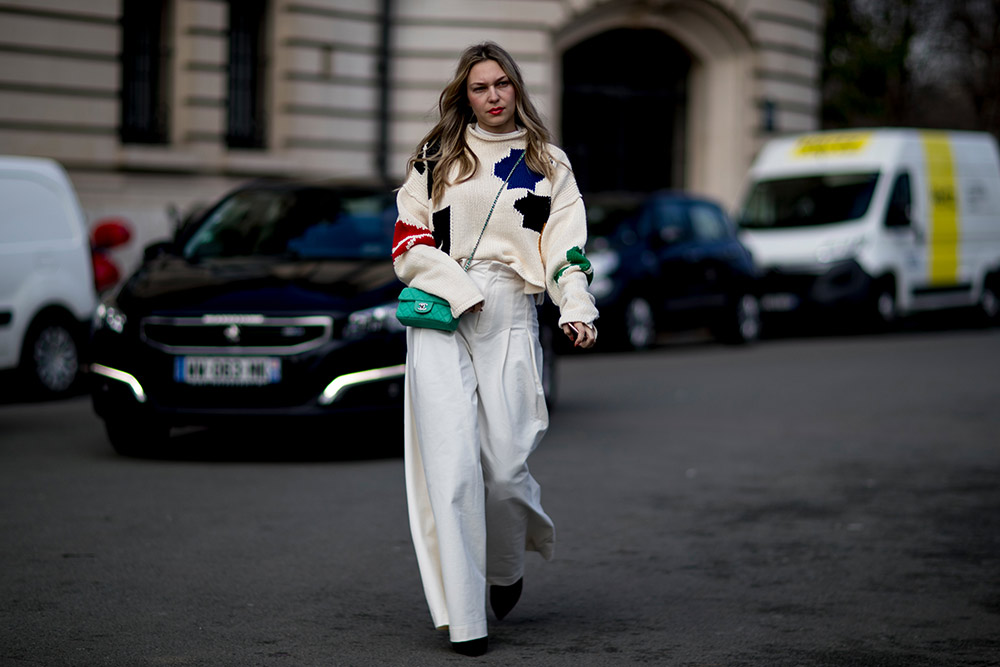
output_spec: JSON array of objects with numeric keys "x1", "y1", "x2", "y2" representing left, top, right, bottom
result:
[{"x1": 407, "y1": 42, "x2": 554, "y2": 204}]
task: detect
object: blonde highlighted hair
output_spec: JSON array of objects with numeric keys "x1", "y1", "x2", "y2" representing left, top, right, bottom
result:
[{"x1": 407, "y1": 42, "x2": 555, "y2": 204}]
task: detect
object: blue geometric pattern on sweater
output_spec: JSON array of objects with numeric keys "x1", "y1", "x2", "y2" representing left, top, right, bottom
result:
[{"x1": 495, "y1": 149, "x2": 543, "y2": 191}]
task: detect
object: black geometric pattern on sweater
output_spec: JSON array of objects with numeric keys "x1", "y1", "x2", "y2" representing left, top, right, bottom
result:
[
  {"x1": 432, "y1": 206, "x2": 451, "y2": 254},
  {"x1": 514, "y1": 193, "x2": 551, "y2": 234},
  {"x1": 425, "y1": 161, "x2": 436, "y2": 200}
]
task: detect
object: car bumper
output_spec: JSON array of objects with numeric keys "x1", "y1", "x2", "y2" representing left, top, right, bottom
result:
[
  {"x1": 757, "y1": 260, "x2": 872, "y2": 313},
  {"x1": 89, "y1": 359, "x2": 405, "y2": 426}
]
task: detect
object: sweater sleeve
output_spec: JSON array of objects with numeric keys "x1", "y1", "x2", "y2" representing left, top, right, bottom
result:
[
  {"x1": 539, "y1": 150, "x2": 599, "y2": 326},
  {"x1": 392, "y1": 164, "x2": 484, "y2": 318}
]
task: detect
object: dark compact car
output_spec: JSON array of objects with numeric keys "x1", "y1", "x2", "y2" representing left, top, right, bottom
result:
[
  {"x1": 585, "y1": 191, "x2": 761, "y2": 349},
  {"x1": 90, "y1": 181, "x2": 558, "y2": 456}
]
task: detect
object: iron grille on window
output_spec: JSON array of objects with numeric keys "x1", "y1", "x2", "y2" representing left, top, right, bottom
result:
[
  {"x1": 120, "y1": 0, "x2": 170, "y2": 144},
  {"x1": 227, "y1": 0, "x2": 267, "y2": 149}
]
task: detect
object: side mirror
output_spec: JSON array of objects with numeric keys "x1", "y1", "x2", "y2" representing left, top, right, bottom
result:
[
  {"x1": 659, "y1": 226, "x2": 684, "y2": 244},
  {"x1": 885, "y1": 203, "x2": 911, "y2": 228},
  {"x1": 143, "y1": 241, "x2": 175, "y2": 262}
]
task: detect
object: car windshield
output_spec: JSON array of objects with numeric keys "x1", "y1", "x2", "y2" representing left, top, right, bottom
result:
[
  {"x1": 182, "y1": 188, "x2": 395, "y2": 260},
  {"x1": 584, "y1": 194, "x2": 644, "y2": 243},
  {"x1": 739, "y1": 172, "x2": 879, "y2": 229}
]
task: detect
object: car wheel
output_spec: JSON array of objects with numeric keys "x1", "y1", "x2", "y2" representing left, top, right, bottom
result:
[
  {"x1": 105, "y1": 419, "x2": 170, "y2": 457},
  {"x1": 624, "y1": 297, "x2": 656, "y2": 350},
  {"x1": 21, "y1": 316, "x2": 81, "y2": 398},
  {"x1": 726, "y1": 293, "x2": 762, "y2": 344}
]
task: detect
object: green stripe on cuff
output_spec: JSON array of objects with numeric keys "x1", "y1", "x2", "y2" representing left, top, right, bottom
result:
[{"x1": 554, "y1": 246, "x2": 593, "y2": 285}]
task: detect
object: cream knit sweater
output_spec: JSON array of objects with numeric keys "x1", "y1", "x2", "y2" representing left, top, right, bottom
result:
[{"x1": 392, "y1": 125, "x2": 598, "y2": 326}]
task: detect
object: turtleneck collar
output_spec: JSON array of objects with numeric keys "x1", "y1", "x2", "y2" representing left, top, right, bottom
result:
[{"x1": 469, "y1": 123, "x2": 526, "y2": 141}]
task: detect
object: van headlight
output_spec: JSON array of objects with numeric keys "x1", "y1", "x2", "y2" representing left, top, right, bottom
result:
[
  {"x1": 588, "y1": 249, "x2": 621, "y2": 300},
  {"x1": 815, "y1": 236, "x2": 866, "y2": 264},
  {"x1": 93, "y1": 301, "x2": 127, "y2": 334},
  {"x1": 343, "y1": 302, "x2": 405, "y2": 339}
]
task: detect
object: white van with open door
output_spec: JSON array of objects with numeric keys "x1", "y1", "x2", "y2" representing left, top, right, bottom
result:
[{"x1": 738, "y1": 129, "x2": 1000, "y2": 326}]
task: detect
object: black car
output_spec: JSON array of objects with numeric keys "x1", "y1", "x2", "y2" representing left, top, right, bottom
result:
[
  {"x1": 90, "y1": 181, "x2": 559, "y2": 456},
  {"x1": 585, "y1": 191, "x2": 761, "y2": 349}
]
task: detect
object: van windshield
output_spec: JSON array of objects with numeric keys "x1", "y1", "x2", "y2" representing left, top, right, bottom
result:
[
  {"x1": 739, "y1": 172, "x2": 879, "y2": 229},
  {"x1": 182, "y1": 188, "x2": 395, "y2": 260}
]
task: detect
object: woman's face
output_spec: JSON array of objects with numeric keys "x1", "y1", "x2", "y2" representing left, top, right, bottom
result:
[{"x1": 466, "y1": 59, "x2": 517, "y2": 134}]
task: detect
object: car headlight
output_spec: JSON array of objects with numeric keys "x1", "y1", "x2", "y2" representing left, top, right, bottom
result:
[
  {"x1": 93, "y1": 300, "x2": 127, "y2": 334},
  {"x1": 588, "y1": 249, "x2": 621, "y2": 300},
  {"x1": 343, "y1": 302, "x2": 405, "y2": 339}
]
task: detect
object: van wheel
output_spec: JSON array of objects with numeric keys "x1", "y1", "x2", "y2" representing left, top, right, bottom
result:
[
  {"x1": 21, "y1": 316, "x2": 81, "y2": 398},
  {"x1": 624, "y1": 297, "x2": 656, "y2": 350},
  {"x1": 979, "y1": 282, "x2": 999, "y2": 324}
]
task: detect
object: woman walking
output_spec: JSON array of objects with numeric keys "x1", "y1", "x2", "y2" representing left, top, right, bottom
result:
[{"x1": 392, "y1": 41, "x2": 598, "y2": 656}]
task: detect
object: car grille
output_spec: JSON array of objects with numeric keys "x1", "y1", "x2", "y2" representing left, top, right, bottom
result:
[{"x1": 140, "y1": 314, "x2": 333, "y2": 355}]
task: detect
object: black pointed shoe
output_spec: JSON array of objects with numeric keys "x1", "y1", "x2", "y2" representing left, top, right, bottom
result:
[
  {"x1": 452, "y1": 636, "x2": 488, "y2": 656},
  {"x1": 489, "y1": 577, "x2": 523, "y2": 620}
]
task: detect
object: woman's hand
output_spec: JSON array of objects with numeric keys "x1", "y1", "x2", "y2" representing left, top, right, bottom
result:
[
  {"x1": 464, "y1": 301, "x2": 484, "y2": 314},
  {"x1": 562, "y1": 322, "x2": 596, "y2": 349}
]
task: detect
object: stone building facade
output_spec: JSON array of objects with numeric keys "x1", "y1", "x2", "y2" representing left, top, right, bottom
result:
[{"x1": 0, "y1": 0, "x2": 824, "y2": 272}]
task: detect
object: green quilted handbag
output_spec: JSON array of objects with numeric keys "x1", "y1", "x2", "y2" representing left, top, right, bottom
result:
[{"x1": 396, "y1": 287, "x2": 459, "y2": 331}]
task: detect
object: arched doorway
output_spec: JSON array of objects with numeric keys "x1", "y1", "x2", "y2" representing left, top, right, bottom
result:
[{"x1": 562, "y1": 29, "x2": 692, "y2": 194}]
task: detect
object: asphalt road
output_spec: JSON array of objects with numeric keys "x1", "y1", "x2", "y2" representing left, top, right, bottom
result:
[{"x1": 1, "y1": 324, "x2": 999, "y2": 666}]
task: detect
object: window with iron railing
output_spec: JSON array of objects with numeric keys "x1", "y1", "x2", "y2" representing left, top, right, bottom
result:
[
  {"x1": 120, "y1": 0, "x2": 170, "y2": 144},
  {"x1": 227, "y1": 0, "x2": 268, "y2": 149}
]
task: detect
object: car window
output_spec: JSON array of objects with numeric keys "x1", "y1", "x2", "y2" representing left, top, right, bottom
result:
[
  {"x1": 182, "y1": 189, "x2": 394, "y2": 260},
  {"x1": 585, "y1": 195, "x2": 643, "y2": 243},
  {"x1": 640, "y1": 199, "x2": 690, "y2": 242},
  {"x1": 689, "y1": 203, "x2": 730, "y2": 241},
  {"x1": 885, "y1": 172, "x2": 912, "y2": 228}
]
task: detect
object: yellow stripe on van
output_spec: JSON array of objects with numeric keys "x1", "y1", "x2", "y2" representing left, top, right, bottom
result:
[
  {"x1": 921, "y1": 132, "x2": 959, "y2": 285},
  {"x1": 793, "y1": 132, "x2": 871, "y2": 156}
]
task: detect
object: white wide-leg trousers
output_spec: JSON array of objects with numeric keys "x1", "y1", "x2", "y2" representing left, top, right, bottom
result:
[{"x1": 403, "y1": 260, "x2": 555, "y2": 643}]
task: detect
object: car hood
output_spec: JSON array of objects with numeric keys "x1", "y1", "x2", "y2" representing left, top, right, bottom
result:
[{"x1": 117, "y1": 255, "x2": 402, "y2": 315}]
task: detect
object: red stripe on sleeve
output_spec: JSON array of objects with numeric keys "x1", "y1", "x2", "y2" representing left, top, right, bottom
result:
[{"x1": 391, "y1": 220, "x2": 435, "y2": 262}]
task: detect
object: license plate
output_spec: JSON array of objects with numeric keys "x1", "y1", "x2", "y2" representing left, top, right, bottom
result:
[
  {"x1": 761, "y1": 293, "x2": 800, "y2": 312},
  {"x1": 174, "y1": 356, "x2": 281, "y2": 386}
]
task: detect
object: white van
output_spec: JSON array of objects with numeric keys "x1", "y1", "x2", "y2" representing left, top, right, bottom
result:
[
  {"x1": 738, "y1": 129, "x2": 1000, "y2": 325},
  {"x1": 0, "y1": 156, "x2": 97, "y2": 397}
]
